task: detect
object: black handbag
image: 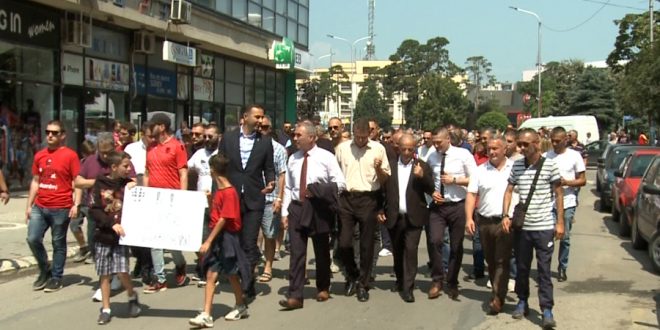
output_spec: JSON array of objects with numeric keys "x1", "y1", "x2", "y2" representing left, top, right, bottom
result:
[{"x1": 511, "y1": 157, "x2": 545, "y2": 230}]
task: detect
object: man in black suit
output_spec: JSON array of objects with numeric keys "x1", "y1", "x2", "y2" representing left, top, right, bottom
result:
[
  {"x1": 218, "y1": 104, "x2": 275, "y2": 299},
  {"x1": 381, "y1": 134, "x2": 435, "y2": 302}
]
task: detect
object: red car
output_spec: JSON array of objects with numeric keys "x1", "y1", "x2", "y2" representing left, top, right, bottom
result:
[{"x1": 613, "y1": 149, "x2": 660, "y2": 236}]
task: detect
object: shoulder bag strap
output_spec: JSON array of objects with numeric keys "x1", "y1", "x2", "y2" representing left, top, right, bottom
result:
[{"x1": 523, "y1": 157, "x2": 545, "y2": 210}]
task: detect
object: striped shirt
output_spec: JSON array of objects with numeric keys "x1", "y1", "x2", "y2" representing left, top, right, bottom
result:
[
  {"x1": 265, "y1": 140, "x2": 287, "y2": 203},
  {"x1": 508, "y1": 157, "x2": 560, "y2": 231}
]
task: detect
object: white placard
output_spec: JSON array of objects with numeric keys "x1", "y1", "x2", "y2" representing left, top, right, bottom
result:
[
  {"x1": 119, "y1": 186, "x2": 207, "y2": 251},
  {"x1": 162, "y1": 40, "x2": 196, "y2": 67},
  {"x1": 62, "y1": 53, "x2": 83, "y2": 86}
]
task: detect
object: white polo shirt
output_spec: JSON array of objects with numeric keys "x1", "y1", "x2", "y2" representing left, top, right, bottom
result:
[
  {"x1": 543, "y1": 148, "x2": 585, "y2": 209},
  {"x1": 427, "y1": 145, "x2": 477, "y2": 202},
  {"x1": 468, "y1": 159, "x2": 515, "y2": 218}
]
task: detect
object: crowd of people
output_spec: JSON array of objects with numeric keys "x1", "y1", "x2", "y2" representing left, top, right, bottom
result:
[{"x1": 23, "y1": 104, "x2": 590, "y2": 329}]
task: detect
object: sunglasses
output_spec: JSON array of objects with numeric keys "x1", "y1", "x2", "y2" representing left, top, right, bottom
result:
[
  {"x1": 329, "y1": 126, "x2": 340, "y2": 130},
  {"x1": 45, "y1": 129, "x2": 61, "y2": 136}
]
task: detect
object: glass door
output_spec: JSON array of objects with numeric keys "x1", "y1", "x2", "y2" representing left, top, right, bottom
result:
[{"x1": 61, "y1": 87, "x2": 84, "y2": 152}]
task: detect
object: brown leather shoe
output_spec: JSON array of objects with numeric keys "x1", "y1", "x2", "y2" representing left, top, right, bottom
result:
[
  {"x1": 428, "y1": 282, "x2": 443, "y2": 299},
  {"x1": 316, "y1": 290, "x2": 330, "y2": 302},
  {"x1": 278, "y1": 298, "x2": 303, "y2": 310},
  {"x1": 488, "y1": 298, "x2": 502, "y2": 315}
]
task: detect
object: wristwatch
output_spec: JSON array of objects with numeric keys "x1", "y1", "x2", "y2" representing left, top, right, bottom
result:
[{"x1": 501, "y1": 214, "x2": 509, "y2": 219}]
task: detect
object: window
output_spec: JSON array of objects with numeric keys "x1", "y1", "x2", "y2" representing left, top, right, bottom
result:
[
  {"x1": 287, "y1": 1, "x2": 297, "y2": 19},
  {"x1": 263, "y1": 0, "x2": 274, "y2": 10},
  {"x1": 225, "y1": 60, "x2": 244, "y2": 84},
  {"x1": 262, "y1": 9, "x2": 275, "y2": 32},
  {"x1": 298, "y1": 25, "x2": 308, "y2": 46},
  {"x1": 275, "y1": 14, "x2": 286, "y2": 36},
  {"x1": 276, "y1": 0, "x2": 286, "y2": 15},
  {"x1": 287, "y1": 19, "x2": 297, "y2": 42},
  {"x1": 248, "y1": 2, "x2": 261, "y2": 27},
  {"x1": 216, "y1": 0, "x2": 231, "y2": 14},
  {"x1": 299, "y1": 5, "x2": 308, "y2": 26},
  {"x1": 232, "y1": 0, "x2": 247, "y2": 21}
]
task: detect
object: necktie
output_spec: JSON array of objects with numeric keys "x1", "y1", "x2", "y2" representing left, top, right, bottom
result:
[
  {"x1": 299, "y1": 153, "x2": 308, "y2": 201},
  {"x1": 440, "y1": 152, "x2": 446, "y2": 196}
]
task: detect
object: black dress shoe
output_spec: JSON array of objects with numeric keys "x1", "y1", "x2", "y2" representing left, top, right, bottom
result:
[
  {"x1": 357, "y1": 287, "x2": 369, "y2": 302},
  {"x1": 557, "y1": 268, "x2": 567, "y2": 282},
  {"x1": 447, "y1": 286, "x2": 459, "y2": 300},
  {"x1": 400, "y1": 291, "x2": 415, "y2": 303},
  {"x1": 344, "y1": 281, "x2": 357, "y2": 296},
  {"x1": 390, "y1": 281, "x2": 402, "y2": 292},
  {"x1": 468, "y1": 273, "x2": 485, "y2": 280},
  {"x1": 278, "y1": 298, "x2": 303, "y2": 310}
]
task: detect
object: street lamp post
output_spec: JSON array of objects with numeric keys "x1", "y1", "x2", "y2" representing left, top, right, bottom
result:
[
  {"x1": 327, "y1": 34, "x2": 371, "y2": 126},
  {"x1": 510, "y1": 6, "x2": 542, "y2": 117}
]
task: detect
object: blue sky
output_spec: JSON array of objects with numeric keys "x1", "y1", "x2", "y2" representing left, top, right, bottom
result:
[{"x1": 309, "y1": 0, "x2": 646, "y2": 82}]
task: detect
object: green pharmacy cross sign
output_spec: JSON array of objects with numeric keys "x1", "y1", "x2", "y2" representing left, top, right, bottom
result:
[{"x1": 273, "y1": 38, "x2": 295, "y2": 70}]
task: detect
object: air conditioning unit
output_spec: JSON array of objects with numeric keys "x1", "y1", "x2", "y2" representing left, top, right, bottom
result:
[
  {"x1": 63, "y1": 18, "x2": 92, "y2": 48},
  {"x1": 170, "y1": 0, "x2": 192, "y2": 24},
  {"x1": 134, "y1": 31, "x2": 155, "y2": 54}
]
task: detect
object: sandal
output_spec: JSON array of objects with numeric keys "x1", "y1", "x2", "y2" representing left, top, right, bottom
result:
[{"x1": 257, "y1": 272, "x2": 272, "y2": 282}]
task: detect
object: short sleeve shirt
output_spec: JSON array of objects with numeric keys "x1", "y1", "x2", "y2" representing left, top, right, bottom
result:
[
  {"x1": 146, "y1": 137, "x2": 188, "y2": 189},
  {"x1": 543, "y1": 149, "x2": 586, "y2": 208},
  {"x1": 32, "y1": 147, "x2": 80, "y2": 209},
  {"x1": 210, "y1": 186, "x2": 242, "y2": 233},
  {"x1": 508, "y1": 157, "x2": 561, "y2": 231}
]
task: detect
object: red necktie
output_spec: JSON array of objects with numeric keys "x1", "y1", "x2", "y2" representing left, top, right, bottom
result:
[{"x1": 299, "y1": 153, "x2": 308, "y2": 201}]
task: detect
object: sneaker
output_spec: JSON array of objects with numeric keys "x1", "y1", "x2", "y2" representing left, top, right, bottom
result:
[
  {"x1": 110, "y1": 276, "x2": 122, "y2": 291},
  {"x1": 542, "y1": 309, "x2": 557, "y2": 329},
  {"x1": 84, "y1": 255, "x2": 95, "y2": 264},
  {"x1": 175, "y1": 265, "x2": 188, "y2": 286},
  {"x1": 128, "y1": 294, "x2": 142, "y2": 317},
  {"x1": 43, "y1": 278, "x2": 63, "y2": 293},
  {"x1": 189, "y1": 312, "x2": 214, "y2": 328},
  {"x1": 92, "y1": 288, "x2": 103, "y2": 302},
  {"x1": 97, "y1": 309, "x2": 112, "y2": 325},
  {"x1": 73, "y1": 247, "x2": 91, "y2": 263},
  {"x1": 330, "y1": 261, "x2": 340, "y2": 273},
  {"x1": 508, "y1": 279, "x2": 516, "y2": 292},
  {"x1": 224, "y1": 304, "x2": 248, "y2": 321},
  {"x1": 378, "y1": 248, "x2": 393, "y2": 257},
  {"x1": 274, "y1": 250, "x2": 282, "y2": 261},
  {"x1": 512, "y1": 300, "x2": 529, "y2": 319},
  {"x1": 143, "y1": 281, "x2": 167, "y2": 294},
  {"x1": 32, "y1": 271, "x2": 51, "y2": 291}
]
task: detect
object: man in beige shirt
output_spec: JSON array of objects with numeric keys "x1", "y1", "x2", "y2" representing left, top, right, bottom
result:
[{"x1": 335, "y1": 118, "x2": 391, "y2": 302}]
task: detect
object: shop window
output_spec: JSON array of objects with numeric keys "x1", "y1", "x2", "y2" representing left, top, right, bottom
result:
[
  {"x1": 226, "y1": 60, "x2": 244, "y2": 84},
  {"x1": 214, "y1": 81, "x2": 225, "y2": 103},
  {"x1": 226, "y1": 83, "x2": 244, "y2": 105},
  {"x1": 215, "y1": 57, "x2": 225, "y2": 79},
  {"x1": 224, "y1": 104, "x2": 242, "y2": 130}
]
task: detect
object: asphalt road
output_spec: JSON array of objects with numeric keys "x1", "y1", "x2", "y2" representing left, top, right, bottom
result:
[{"x1": 0, "y1": 169, "x2": 658, "y2": 329}]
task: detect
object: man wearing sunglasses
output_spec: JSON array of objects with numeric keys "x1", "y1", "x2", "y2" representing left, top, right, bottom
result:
[{"x1": 26, "y1": 120, "x2": 81, "y2": 293}]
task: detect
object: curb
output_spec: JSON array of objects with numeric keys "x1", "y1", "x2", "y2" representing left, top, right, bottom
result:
[{"x1": 0, "y1": 246, "x2": 82, "y2": 274}]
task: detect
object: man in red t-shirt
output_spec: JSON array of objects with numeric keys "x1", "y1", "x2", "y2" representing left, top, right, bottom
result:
[
  {"x1": 143, "y1": 113, "x2": 189, "y2": 293},
  {"x1": 26, "y1": 120, "x2": 81, "y2": 293}
]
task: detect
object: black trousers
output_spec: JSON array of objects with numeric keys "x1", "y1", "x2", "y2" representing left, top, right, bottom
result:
[
  {"x1": 338, "y1": 192, "x2": 378, "y2": 289},
  {"x1": 428, "y1": 201, "x2": 466, "y2": 288},
  {"x1": 287, "y1": 204, "x2": 331, "y2": 299},
  {"x1": 514, "y1": 229, "x2": 555, "y2": 310},
  {"x1": 388, "y1": 214, "x2": 423, "y2": 293},
  {"x1": 240, "y1": 208, "x2": 264, "y2": 293}
]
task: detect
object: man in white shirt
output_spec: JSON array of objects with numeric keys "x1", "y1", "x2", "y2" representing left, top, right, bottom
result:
[
  {"x1": 426, "y1": 127, "x2": 477, "y2": 300},
  {"x1": 279, "y1": 121, "x2": 346, "y2": 310},
  {"x1": 543, "y1": 126, "x2": 586, "y2": 283},
  {"x1": 417, "y1": 130, "x2": 435, "y2": 162},
  {"x1": 466, "y1": 136, "x2": 514, "y2": 315},
  {"x1": 124, "y1": 125, "x2": 154, "y2": 186}
]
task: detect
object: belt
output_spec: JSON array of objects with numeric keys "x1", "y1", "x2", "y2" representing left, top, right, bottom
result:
[
  {"x1": 429, "y1": 199, "x2": 464, "y2": 209},
  {"x1": 477, "y1": 213, "x2": 502, "y2": 223}
]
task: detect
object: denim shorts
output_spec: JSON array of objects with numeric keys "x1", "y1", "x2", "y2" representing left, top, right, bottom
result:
[{"x1": 261, "y1": 203, "x2": 281, "y2": 239}]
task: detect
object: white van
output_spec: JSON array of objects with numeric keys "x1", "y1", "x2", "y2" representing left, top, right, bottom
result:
[{"x1": 519, "y1": 115, "x2": 600, "y2": 144}]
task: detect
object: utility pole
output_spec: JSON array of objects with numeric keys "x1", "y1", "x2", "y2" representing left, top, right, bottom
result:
[{"x1": 366, "y1": 0, "x2": 376, "y2": 60}]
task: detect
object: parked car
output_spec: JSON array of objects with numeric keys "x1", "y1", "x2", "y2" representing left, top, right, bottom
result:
[
  {"x1": 585, "y1": 140, "x2": 608, "y2": 167},
  {"x1": 612, "y1": 149, "x2": 660, "y2": 236},
  {"x1": 630, "y1": 155, "x2": 660, "y2": 273},
  {"x1": 596, "y1": 143, "x2": 617, "y2": 192},
  {"x1": 598, "y1": 145, "x2": 658, "y2": 211}
]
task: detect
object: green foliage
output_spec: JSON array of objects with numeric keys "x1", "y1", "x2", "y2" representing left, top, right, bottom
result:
[
  {"x1": 296, "y1": 79, "x2": 321, "y2": 121},
  {"x1": 476, "y1": 111, "x2": 510, "y2": 132},
  {"x1": 411, "y1": 74, "x2": 468, "y2": 130},
  {"x1": 566, "y1": 67, "x2": 619, "y2": 131},
  {"x1": 354, "y1": 79, "x2": 392, "y2": 130},
  {"x1": 516, "y1": 60, "x2": 585, "y2": 116},
  {"x1": 607, "y1": 11, "x2": 660, "y2": 72}
]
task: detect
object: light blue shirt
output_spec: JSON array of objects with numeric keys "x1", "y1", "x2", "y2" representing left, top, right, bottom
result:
[
  {"x1": 265, "y1": 140, "x2": 288, "y2": 203},
  {"x1": 239, "y1": 127, "x2": 256, "y2": 169}
]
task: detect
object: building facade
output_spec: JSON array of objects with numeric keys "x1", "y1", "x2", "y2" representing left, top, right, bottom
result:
[{"x1": 0, "y1": 0, "x2": 309, "y2": 166}]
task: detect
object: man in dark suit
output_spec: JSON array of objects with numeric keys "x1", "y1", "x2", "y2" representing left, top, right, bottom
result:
[
  {"x1": 381, "y1": 134, "x2": 435, "y2": 302},
  {"x1": 218, "y1": 104, "x2": 275, "y2": 299}
]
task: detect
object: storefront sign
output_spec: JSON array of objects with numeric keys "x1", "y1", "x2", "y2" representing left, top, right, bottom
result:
[
  {"x1": 135, "y1": 65, "x2": 176, "y2": 98},
  {"x1": 86, "y1": 57, "x2": 129, "y2": 91},
  {"x1": 195, "y1": 54, "x2": 214, "y2": 78},
  {"x1": 62, "y1": 53, "x2": 83, "y2": 86},
  {"x1": 163, "y1": 40, "x2": 196, "y2": 67},
  {"x1": 271, "y1": 38, "x2": 295, "y2": 70},
  {"x1": 193, "y1": 77, "x2": 213, "y2": 102},
  {"x1": 0, "y1": 0, "x2": 60, "y2": 48}
]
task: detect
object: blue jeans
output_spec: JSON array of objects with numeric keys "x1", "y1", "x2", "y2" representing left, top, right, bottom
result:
[
  {"x1": 151, "y1": 248, "x2": 187, "y2": 284},
  {"x1": 558, "y1": 207, "x2": 576, "y2": 271},
  {"x1": 472, "y1": 221, "x2": 484, "y2": 276},
  {"x1": 26, "y1": 206, "x2": 71, "y2": 280}
]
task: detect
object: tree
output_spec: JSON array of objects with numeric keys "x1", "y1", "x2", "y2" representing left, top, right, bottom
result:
[
  {"x1": 465, "y1": 56, "x2": 496, "y2": 128},
  {"x1": 382, "y1": 37, "x2": 462, "y2": 129},
  {"x1": 476, "y1": 111, "x2": 510, "y2": 131},
  {"x1": 516, "y1": 60, "x2": 585, "y2": 117},
  {"x1": 354, "y1": 78, "x2": 391, "y2": 129},
  {"x1": 411, "y1": 74, "x2": 468, "y2": 130},
  {"x1": 317, "y1": 65, "x2": 349, "y2": 115},
  {"x1": 606, "y1": 11, "x2": 659, "y2": 71},
  {"x1": 566, "y1": 67, "x2": 619, "y2": 131},
  {"x1": 296, "y1": 79, "x2": 322, "y2": 121}
]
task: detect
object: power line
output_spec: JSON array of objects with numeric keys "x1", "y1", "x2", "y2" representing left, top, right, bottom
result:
[
  {"x1": 581, "y1": 0, "x2": 646, "y2": 11},
  {"x1": 543, "y1": 0, "x2": 612, "y2": 32}
]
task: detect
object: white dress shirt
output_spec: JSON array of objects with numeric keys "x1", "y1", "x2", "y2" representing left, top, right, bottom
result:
[
  {"x1": 397, "y1": 157, "x2": 413, "y2": 214},
  {"x1": 468, "y1": 159, "x2": 515, "y2": 217},
  {"x1": 124, "y1": 140, "x2": 147, "y2": 175},
  {"x1": 427, "y1": 145, "x2": 477, "y2": 202},
  {"x1": 417, "y1": 144, "x2": 436, "y2": 162},
  {"x1": 282, "y1": 145, "x2": 346, "y2": 217}
]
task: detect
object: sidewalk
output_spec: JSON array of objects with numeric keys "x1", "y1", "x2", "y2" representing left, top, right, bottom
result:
[{"x1": 0, "y1": 191, "x2": 82, "y2": 273}]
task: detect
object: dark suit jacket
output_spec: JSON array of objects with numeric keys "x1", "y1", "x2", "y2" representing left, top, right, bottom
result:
[
  {"x1": 218, "y1": 128, "x2": 275, "y2": 211},
  {"x1": 289, "y1": 182, "x2": 338, "y2": 236},
  {"x1": 383, "y1": 158, "x2": 435, "y2": 229}
]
